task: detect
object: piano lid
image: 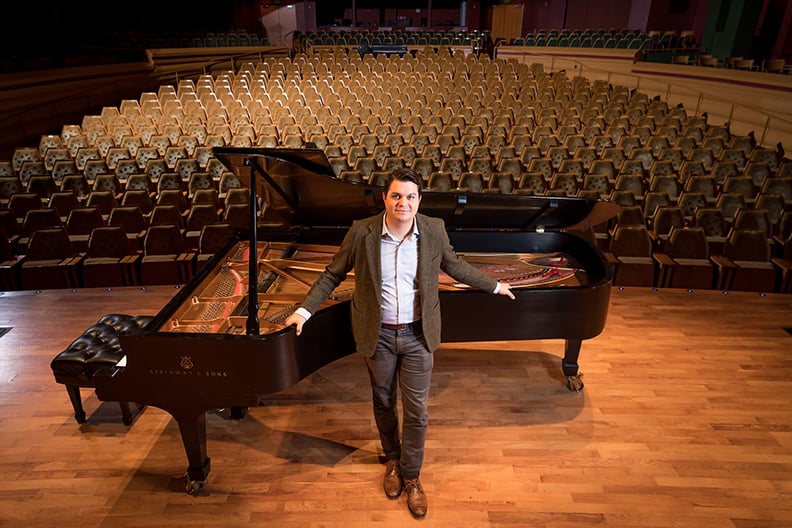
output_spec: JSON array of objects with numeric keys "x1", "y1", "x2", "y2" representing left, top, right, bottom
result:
[{"x1": 213, "y1": 147, "x2": 619, "y2": 232}]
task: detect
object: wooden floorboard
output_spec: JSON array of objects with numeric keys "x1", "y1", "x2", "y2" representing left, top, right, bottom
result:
[{"x1": 0, "y1": 286, "x2": 790, "y2": 527}]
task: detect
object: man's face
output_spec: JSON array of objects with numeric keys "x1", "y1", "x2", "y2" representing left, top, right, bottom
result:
[{"x1": 383, "y1": 179, "x2": 421, "y2": 225}]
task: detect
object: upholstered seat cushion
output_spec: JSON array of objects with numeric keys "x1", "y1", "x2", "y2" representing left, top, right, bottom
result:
[{"x1": 51, "y1": 314, "x2": 152, "y2": 383}]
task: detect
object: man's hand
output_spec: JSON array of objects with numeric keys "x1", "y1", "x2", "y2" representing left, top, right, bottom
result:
[
  {"x1": 283, "y1": 312, "x2": 307, "y2": 335},
  {"x1": 497, "y1": 282, "x2": 515, "y2": 300}
]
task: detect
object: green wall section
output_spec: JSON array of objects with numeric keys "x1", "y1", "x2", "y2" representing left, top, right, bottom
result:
[{"x1": 701, "y1": 0, "x2": 763, "y2": 58}]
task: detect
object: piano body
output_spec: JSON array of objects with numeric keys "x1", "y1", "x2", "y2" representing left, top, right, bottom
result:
[{"x1": 94, "y1": 147, "x2": 619, "y2": 493}]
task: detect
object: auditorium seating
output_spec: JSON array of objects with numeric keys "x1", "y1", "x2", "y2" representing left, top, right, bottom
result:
[{"x1": 2, "y1": 48, "x2": 791, "y2": 294}]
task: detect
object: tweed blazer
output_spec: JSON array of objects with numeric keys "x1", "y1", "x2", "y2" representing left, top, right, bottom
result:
[{"x1": 299, "y1": 212, "x2": 499, "y2": 357}]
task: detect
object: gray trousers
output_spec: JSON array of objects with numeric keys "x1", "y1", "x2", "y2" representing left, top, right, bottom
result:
[{"x1": 364, "y1": 324, "x2": 433, "y2": 480}]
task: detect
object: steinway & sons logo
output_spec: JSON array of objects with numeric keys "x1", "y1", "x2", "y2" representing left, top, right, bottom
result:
[{"x1": 148, "y1": 355, "x2": 228, "y2": 378}]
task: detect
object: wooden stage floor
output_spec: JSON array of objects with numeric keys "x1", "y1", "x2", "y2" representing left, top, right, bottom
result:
[{"x1": 0, "y1": 285, "x2": 790, "y2": 527}]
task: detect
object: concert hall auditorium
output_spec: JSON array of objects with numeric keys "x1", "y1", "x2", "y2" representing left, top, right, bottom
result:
[{"x1": 1, "y1": 1, "x2": 791, "y2": 526}]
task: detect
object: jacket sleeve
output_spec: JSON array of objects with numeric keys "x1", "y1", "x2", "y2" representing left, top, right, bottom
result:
[
  {"x1": 434, "y1": 218, "x2": 499, "y2": 293},
  {"x1": 299, "y1": 221, "x2": 361, "y2": 315}
]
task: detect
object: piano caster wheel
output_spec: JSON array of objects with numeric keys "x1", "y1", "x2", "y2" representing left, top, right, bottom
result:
[
  {"x1": 185, "y1": 478, "x2": 206, "y2": 495},
  {"x1": 566, "y1": 374, "x2": 584, "y2": 392}
]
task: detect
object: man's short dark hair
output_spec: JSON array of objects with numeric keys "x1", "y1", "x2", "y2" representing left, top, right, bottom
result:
[{"x1": 384, "y1": 168, "x2": 423, "y2": 195}]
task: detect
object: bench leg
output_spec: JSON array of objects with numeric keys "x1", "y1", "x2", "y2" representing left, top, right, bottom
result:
[{"x1": 66, "y1": 385, "x2": 87, "y2": 424}]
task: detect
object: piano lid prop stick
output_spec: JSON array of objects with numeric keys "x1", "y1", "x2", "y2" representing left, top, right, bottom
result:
[{"x1": 245, "y1": 157, "x2": 260, "y2": 336}]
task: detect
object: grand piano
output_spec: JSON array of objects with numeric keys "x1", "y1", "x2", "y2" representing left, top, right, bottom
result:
[{"x1": 94, "y1": 147, "x2": 619, "y2": 493}]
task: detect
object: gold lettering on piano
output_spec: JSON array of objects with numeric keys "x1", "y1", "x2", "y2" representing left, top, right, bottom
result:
[{"x1": 147, "y1": 360, "x2": 229, "y2": 378}]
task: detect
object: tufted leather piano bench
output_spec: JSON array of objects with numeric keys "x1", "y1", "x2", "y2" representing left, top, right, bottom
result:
[{"x1": 50, "y1": 314, "x2": 153, "y2": 425}]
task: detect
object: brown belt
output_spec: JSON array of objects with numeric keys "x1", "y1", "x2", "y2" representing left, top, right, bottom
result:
[{"x1": 381, "y1": 320, "x2": 421, "y2": 331}]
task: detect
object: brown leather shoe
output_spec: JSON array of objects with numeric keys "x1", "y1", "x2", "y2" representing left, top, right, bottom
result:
[
  {"x1": 403, "y1": 478, "x2": 427, "y2": 517},
  {"x1": 383, "y1": 459, "x2": 402, "y2": 498}
]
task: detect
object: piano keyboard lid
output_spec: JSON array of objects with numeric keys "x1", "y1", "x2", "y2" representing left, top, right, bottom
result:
[{"x1": 214, "y1": 147, "x2": 619, "y2": 232}]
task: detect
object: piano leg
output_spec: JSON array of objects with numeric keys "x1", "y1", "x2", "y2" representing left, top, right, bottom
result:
[
  {"x1": 562, "y1": 339, "x2": 585, "y2": 392},
  {"x1": 176, "y1": 411, "x2": 211, "y2": 494},
  {"x1": 118, "y1": 401, "x2": 132, "y2": 425}
]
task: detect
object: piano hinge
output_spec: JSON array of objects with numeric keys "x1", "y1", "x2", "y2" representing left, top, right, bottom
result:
[{"x1": 453, "y1": 194, "x2": 467, "y2": 216}]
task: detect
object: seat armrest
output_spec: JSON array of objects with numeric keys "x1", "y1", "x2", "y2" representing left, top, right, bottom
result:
[
  {"x1": 771, "y1": 235, "x2": 787, "y2": 257},
  {"x1": 604, "y1": 251, "x2": 619, "y2": 266},
  {"x1": 652, "y1": 252, "x2": 676, "y2": 287},
  {"x1": 652, "y1": 252, "x2": 675, "y2": 266},
  {"x1": 120, "y1": 254, "x2": 142, "y2": 285},
  {"x1": 771, "y1": 257, "x2": 792, "y2": 293},
  {"x1": 177, "y1": 251, "x2": 198, "y2": 283},
  {"x1": 58, "y1": 255, "x2": 84, "y2": 288},
  {"x1": 710, "y1": 255, "x2": 736, "y2": 290}
]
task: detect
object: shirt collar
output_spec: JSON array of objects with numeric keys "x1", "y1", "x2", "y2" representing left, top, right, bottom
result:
[{"x1": 382, "y1": 213, "x2": 419, "y2": 241}]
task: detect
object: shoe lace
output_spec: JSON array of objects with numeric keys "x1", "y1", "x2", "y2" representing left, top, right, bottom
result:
[{"x1": 403, "y1": 478, "x2": 423, "y2": 492}]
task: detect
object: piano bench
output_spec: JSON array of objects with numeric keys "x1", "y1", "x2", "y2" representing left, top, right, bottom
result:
[{"x1": 50, "y1": 314, "x2": 153, "y2": 425}]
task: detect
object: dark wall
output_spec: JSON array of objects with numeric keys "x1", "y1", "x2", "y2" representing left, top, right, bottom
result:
[
  {"x1": 565, "y1": 0, "x2": 633, "y2": 30},
  {"x1": 647, "y1": 0, "x2": 710, "y2": 33}
]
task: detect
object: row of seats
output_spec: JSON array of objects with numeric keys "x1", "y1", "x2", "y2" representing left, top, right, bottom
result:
[
  {"x1": 0, "y1": 221, "x2": 234, "y2": 292},
  {"x1": 508, "y1": 28, "x2": 697, "y2": 50},
  {"x1": 297, "y1": 29, "x2": 490, "y2": 50},
  {"x1": 508, "y1": 28, "x2": 652, "y2": 50},
  {"x1": 605, "y1": 223, "x2": 791, "y2": 293},
  {"x1": 0, "y1": 174, "x2": 244, "y2": 250},
  {"x1": 0, "y1": 159, "x2": 239, "y2": 202},
  {"x1": 195, "y1": 30, "x2": 269, "y2": 48}
]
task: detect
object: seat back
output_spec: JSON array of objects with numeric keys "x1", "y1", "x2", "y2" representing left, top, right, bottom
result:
[
  {"x1": 87, "y1": 226, "x2": 131, "y2": 258},
  {"x1": 651, "y1": 205, "x2": 685, "y2": 237},
  {"x1": 733, "y1": 207, "x2": 772, "y2": 237},
  {"x1": 108, "y1": 206, "x2": 146, "y2": 233},
  {"x1": 487, "y1": 172, "x2": 515, "y2": 194},
  {"x1": 26, "y1": 227, "x2": 73, "y2": 260},
  {"x1": 8, "y1": 193, "x2": 43, "y2": 219},
  {"x1": 724, "y1": 229, "x2": 770, "y2": 262},
  {"x1": 22, "y1": 207, "x2": 62, "y2": 235},
  {"x1": 143, "y1": 224, "x2": 184, "y2": 256},
  {"x1": 65, "y1": 207, "x2": 105, "y2": 236},
  {"x1": 665, "y1": 226, "x2": 709, "y2": 259},
  {"x1": 609, "y1": 224, "x2": 653, "y2": 257},
  {"x1": 198, "y1": 223, "x2": 233, "y2": 255}
]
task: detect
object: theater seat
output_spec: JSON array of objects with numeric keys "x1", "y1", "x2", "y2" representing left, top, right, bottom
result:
[
  {"x1": 711, "y1": 229, "x2": 779, "y2": 292},
  {"x1": 605, "y1": 224, "x2": 656, "y2": 287},
  {"x1": 20, "y1": 227, "x2": 82, "y2": 290},
  {"x1": 654, "y1": 226, "x2": 715, "y2": 290},
  {"x1": 65, "y1": 207, "x2": 105, "y2": 252},
  {"x1": 0, "y1": 233, "x2": 23, "y2": 290},
  {"x1": 82, "y1": 226, "x2": 140, "y2": 287},
  {"x1": 139, "y1": 224, "x2": 194, "y2": 285}
]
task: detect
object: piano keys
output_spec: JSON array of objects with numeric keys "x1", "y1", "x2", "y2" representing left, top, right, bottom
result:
[{"x1": 93, "y1": 147, "x2": 619, "y2": 493}]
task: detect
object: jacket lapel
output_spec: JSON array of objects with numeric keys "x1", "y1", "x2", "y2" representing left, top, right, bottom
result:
[
  {"x1": 363, "y1": 213, "x2": 383, "y2": 298},
  {"x1": 416, "y1": 214, "x2": 433, "y2": 289}
]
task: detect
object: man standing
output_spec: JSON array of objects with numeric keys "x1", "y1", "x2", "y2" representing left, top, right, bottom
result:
[{"x1": 284, "y1": 168, "x2": 514, "y2": 517}]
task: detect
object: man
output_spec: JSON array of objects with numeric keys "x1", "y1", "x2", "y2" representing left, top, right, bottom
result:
[{"x1": 284, "y1": 167, "x2": 514, "y2": 517}]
